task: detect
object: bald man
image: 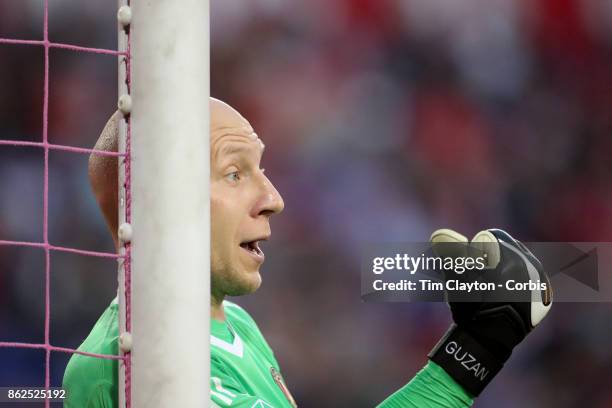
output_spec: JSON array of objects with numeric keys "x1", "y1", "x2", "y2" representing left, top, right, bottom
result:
[
  {"x1": 63, "y1": 99, "x2": 480, "y2": 408},
  {"x1": 63, "y1": 99, "x2": 294, "y2": 407}
]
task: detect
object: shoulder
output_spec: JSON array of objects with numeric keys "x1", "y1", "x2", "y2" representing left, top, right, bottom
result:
[
  {"x1": 223, "y1": 301, "x2": 258, "y2": 328},
  {"x1": 222, "y1": 301, "x2": 277, "y2": 361},
  {"x1": 66, "y1": 298, "x2": 119, "y2": 362},
  {"x1": 63, "y1": 299, "x2": 119, "y2": 407},
  {"x1": 80, "y1": 298, "x2": 120, "y2": 351}
]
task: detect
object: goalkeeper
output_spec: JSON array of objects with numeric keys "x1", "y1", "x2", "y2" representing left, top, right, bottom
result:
[{"x1": 63, "y1": 98, "x2": 552, "y2": 407}]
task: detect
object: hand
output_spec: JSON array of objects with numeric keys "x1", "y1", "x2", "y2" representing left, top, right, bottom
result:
[{"x1": 428, "y1": 228, "x2": 553, "y2": 397}]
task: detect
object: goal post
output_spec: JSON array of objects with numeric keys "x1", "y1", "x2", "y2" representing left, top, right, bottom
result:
[{"x1": 117, "y1": 1, "x2": 210, "y2": 407}]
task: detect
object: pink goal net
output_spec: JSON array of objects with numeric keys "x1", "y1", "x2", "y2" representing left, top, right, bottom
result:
[{"x1": 0, "y1": 1, "x2": 132, "y2": 407}]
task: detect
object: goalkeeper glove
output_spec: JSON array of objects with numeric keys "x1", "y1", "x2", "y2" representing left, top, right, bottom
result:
[{"x1": 428, "y1": 228, "x2": 553, "y2": 397}]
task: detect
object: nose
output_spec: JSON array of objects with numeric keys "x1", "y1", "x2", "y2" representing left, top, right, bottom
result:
[{"x1": 253, "y1": 172, "x2": 284, "y2": 217}]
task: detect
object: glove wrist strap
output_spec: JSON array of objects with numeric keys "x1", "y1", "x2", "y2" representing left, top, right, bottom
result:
[{"x1": 428, "y1": 324, "x2": 506, "y2": 397}]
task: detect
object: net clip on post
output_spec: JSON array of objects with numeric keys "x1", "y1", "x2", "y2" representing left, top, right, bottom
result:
[
  {"x1": 118, "y1": 223, "x2": 133, "y2": 243},
  {"x1": 117, "y1": 6, "x2": 132, "y2": 28},
  {"x1": 119, "y1": 332, "x2": 133, "y2": 353},
  {"x1": 118, "y1": 95, "x2": 132, "y2": 116}
]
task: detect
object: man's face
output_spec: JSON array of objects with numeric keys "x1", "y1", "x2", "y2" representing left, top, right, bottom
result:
[{"x1": 210, "y1": 100, "x2": 284, "y2": 300}]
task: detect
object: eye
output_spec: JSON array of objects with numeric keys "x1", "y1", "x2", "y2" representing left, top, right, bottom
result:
[{"x1": 225, "y1": 170, "x2": 241, "y2": 183}]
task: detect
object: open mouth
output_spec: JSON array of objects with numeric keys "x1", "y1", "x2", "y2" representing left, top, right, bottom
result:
[{"x1": 239, "y1": 239, "x2": 265, "y2": 262}]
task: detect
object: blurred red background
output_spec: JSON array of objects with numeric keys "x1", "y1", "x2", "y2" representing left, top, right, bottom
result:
[{"x1": 1, "y1": 1, "x2": 611, "y2": 407}]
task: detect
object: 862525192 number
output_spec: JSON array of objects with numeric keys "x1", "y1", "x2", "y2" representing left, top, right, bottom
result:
[{"x1": 1, "y1": 387, "x2": 66, "y2": 402}]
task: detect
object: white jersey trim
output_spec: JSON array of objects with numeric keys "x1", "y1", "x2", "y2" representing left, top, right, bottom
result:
[{"x1": 211, "y1": 332, "x2": 244, "y2": 358}]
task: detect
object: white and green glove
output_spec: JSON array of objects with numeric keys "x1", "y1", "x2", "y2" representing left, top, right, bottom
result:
[{"x1": 428, "y1": 228, "x2": 553, "y2": 397}]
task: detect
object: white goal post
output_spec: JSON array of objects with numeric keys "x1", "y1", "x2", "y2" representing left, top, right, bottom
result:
[{"x1": 117, "y1": 1, "x2": 210, "y2": 407}]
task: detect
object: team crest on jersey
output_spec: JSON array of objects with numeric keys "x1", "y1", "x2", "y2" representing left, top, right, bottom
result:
[{"x1": 270, "y1": 367, "x2": 297, "y2": 407}]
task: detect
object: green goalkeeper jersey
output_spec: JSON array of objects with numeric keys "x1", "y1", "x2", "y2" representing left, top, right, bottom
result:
[
  {"x1": 62, "y1": 299, "x2": 296, "y2": 407},
  {"x1": 63, "y1": 298, "x2": 473, "y2": 407},
  {"x1": 208, "y1": 301, "x2": 298, "y2": 407}
]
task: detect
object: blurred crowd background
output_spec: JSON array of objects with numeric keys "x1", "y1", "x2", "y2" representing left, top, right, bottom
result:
[{"x1": 1, "y1": 0, "x2": 611, "y2": 407}]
